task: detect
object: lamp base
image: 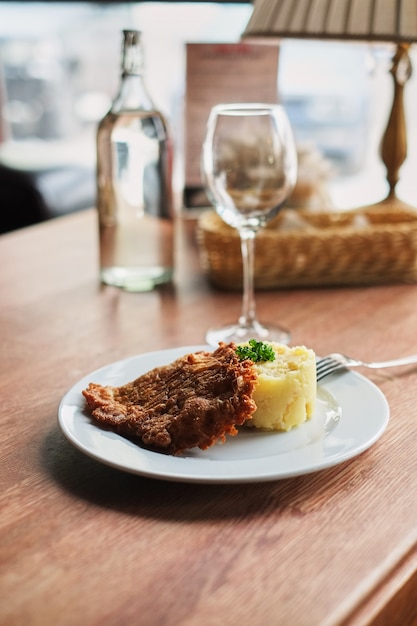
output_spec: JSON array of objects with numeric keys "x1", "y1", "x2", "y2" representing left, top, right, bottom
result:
[{"x1": 361, "y1": 194, "x2": 416, "y2": 214}]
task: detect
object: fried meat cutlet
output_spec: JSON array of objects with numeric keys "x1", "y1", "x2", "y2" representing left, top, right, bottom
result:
[{"x1": 82, "y1": 342, "x2": 257, "y2": 455}]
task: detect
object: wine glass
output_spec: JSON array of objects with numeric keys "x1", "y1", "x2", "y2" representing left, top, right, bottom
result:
[{"x1": 201, "y1": 102, "x2": 297, "y2": 347}]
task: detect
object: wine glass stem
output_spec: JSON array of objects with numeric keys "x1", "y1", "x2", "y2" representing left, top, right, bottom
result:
[{"x1": 239, "y1": 228, "x2": 257, "y2": 327}]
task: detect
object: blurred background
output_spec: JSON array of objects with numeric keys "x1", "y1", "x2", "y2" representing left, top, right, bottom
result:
[{"x1": 0, "y1": 1, "x2": 416, "y2": 228}]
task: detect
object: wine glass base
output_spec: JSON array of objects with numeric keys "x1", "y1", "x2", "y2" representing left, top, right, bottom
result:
[{"x1": 205, "y1": 321, "x2": 290, "y2": 347}]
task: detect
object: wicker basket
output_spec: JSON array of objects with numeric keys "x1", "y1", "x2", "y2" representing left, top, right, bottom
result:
[{"x1": 196, "y1": 206, "x2": 417, "y2": 289}]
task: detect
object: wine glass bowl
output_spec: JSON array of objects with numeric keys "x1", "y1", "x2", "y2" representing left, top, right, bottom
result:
[{"x1": 201, "y1": 103, "x2": 297, "y2": 347}]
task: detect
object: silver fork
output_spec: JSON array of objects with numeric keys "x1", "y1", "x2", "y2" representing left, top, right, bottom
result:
[{"x1": 316, "y1": 352, "x2": 417, "y2": 382}]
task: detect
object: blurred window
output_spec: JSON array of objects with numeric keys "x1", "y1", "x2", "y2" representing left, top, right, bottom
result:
[{"x1": 0, "y1": 2, "x2": 415, "y2": 209}]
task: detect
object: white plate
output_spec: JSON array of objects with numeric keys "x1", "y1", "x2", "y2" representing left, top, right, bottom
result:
[{"x1": 58, "y1": 345, "x2": 390, "y2": 484}]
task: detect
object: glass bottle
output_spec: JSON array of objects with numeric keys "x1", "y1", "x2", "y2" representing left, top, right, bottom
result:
[{"x1": 96, "y1": 30, "x2": 174, "y2": 291}]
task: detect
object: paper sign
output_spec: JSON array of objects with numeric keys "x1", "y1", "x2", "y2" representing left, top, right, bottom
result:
[{"x1": 184, "y1": 41, "x2": 280, "y2": 207}]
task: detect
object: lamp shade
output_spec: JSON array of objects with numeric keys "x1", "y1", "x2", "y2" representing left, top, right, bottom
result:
[{"x1": 243, "y1": 0, "x2": 417, "y2": 44}]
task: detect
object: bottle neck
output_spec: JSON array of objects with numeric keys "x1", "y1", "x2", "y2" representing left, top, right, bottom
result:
[
  {"x1": 112, "y1": 30, "x2": 155, "y2": 112},
  {"x1": 121, "y1": 30, "x2": 144, "y2": 76},
  {"x1": 114, "y1": 74, "x2": 155, "y2": 112}
]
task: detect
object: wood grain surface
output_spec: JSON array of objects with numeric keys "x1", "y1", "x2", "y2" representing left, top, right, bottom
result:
[{"x1": 1, "y1": 209, "x2": 417, "y2": 626}]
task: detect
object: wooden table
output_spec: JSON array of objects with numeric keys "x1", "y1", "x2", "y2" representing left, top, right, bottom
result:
[{"x1": 2, "y1": 209, "x2": 417, "y2": 626}]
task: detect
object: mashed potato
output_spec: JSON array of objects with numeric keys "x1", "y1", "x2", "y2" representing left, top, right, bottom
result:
[{"x1": 247, "y1": 343, "x2": 316, "y2": 431}]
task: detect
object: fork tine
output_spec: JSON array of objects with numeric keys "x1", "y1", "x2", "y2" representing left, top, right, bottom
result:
[
  {"x1": 315, "y1": 356, "x2": 336, "y2": 376},
  {"x1": 315, "y1": 356, "x2": 332, "y2": 372},
  {"x1": 316, "y1": 357, "x2": 347, "y2": 382}
]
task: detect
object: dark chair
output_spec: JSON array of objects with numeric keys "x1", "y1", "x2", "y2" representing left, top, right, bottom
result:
[
  {"x1": 0, "y1": 163, "x2": 49, "y2": 234},
  {"x1": 0, "y1": 163, "x2": 96, "y2": 234}
]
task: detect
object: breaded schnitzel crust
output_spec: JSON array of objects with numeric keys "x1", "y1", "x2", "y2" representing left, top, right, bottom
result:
[{"x1": 82, "y1": 343, "x2": 257, "y2": 455}]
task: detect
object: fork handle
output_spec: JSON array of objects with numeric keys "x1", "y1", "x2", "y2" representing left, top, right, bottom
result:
[{"x1": 367, "y1": 354, "x2": 417, "y2": 368}]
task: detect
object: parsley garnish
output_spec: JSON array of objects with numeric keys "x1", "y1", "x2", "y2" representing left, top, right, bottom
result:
[{"x1": 236, "y1": 339, "x2": 275, "y2": 363}]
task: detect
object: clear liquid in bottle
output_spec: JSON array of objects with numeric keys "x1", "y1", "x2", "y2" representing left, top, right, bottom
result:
[{"x1": 96, "y1": 30, "x2": 174, "y2": 292}]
